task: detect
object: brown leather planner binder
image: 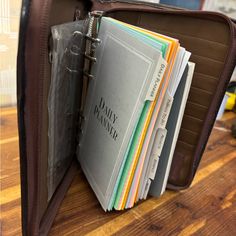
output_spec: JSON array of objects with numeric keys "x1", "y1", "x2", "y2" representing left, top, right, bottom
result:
[{"x1": 17, "y1": 0, "x2": 236, "y2": 235}]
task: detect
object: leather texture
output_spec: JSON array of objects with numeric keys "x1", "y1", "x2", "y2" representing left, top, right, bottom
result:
[{"x1": 17, "y1": 0, "x2": 236, "y2": 235}]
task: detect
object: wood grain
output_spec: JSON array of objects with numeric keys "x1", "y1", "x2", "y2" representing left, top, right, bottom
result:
[{"x1": 1, "y1": 107, "x2": 236, "y2": 236}]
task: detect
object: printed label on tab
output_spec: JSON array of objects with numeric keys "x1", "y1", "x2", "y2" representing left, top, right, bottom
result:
[
  {"x1": 143, "y1": 179, "x2": 152, "y2": 199},
  {"x1": 148, "y1": 128, "x2": 167, "y2": 179},
  {"x1": 149, "y1": 156, "x2": 160, "y2": 180},
  {"x1": 141, "y1": 179, "x2": 148, "y2": 199},
  {"x1": 154, "y1": 128, "x2": 167, "y2": 156},
  {"x1": 159, "y1": 91, "x2": 173, "y2": 129},
  {"x1": 146, "y1": 57, "x2": 167, "y2": 101}
]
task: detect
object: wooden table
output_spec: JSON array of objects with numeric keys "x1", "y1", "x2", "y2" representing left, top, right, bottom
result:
[{"x1": 1, "y1": 107, "x2": 236, "y2": 236}]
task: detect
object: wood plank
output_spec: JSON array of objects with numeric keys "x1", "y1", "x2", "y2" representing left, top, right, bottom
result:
[
  {"x1": 117, "y1": 159, "x2": 236, "y2": 235},
  {"x1": 1, "y1": 107, "x2": 236, "y2": 236},
  {"x1": 1, "y1": 142, "x2": 20, "y2": 190},
  {"x1": 0, "y1": 107, "x2": 17, "y2": 116},
  {"x1": 85, "y1": 151, "x2": 236, "y2": 236},
  {"x1": 0, "y1": 107, "x2": 18, "y2": 140},
  {"x1": 115, "y1": 155, "x2": 236, "y2": 236}
]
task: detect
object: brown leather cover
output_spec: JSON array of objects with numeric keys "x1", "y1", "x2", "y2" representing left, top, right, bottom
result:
[{"x1": 17, "y1": 0, "x2": 236, "y2": 235}]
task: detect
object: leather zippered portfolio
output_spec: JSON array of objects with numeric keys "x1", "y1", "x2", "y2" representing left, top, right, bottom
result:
[{"x1": 17, "y1": 0, "x2": 236, "y2": 235}]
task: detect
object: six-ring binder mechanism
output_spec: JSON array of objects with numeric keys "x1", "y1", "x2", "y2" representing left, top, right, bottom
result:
[
  {"x1": 78, "y1": 11, "x2": 103, "y2": 141},
  {"x1": 81, "y1": 11, "x2": 103, "y2": 112},
  {"x1": 47, "y1": 12, "x2": 102, "y2": 200}
]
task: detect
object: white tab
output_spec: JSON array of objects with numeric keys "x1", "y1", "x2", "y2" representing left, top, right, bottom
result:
[
  {"x1": 146, "y1": 57, "x2": 167, "y2": 101},
  {"x1": 153, "y1": 91, "x2": 173, "y2": 132},
  {"x1": 143, "y1": 179, "x2": 152, "y2": 200},
  {"x1": 149, "y1": 156, "x2": 160, "y2": 180},
  {"x1": 159, "y1": 92, "x2": 173, "y2": 129},
  {"x1": 154, "y1": 128, "x2": 167, "y2": 156},
  {"x1": 140, "y1": 179, "x2": 148, "y2": 200},
  {"x1": 148, "y1": 128, "x2": 167, "y2": 179}
]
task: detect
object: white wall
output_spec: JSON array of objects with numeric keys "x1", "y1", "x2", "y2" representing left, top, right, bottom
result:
[{"x1": 0, "y1": 0, "x2": 21, "y2": 107}]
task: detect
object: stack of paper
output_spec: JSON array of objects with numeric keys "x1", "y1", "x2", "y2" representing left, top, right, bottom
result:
[{"x1": 78, "y1": 17, "x2": 195, "y2": 211}]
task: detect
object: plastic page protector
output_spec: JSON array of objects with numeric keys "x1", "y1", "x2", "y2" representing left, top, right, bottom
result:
[{"x1": 109, "y1": 20, "x2": 180, "y2": 209}]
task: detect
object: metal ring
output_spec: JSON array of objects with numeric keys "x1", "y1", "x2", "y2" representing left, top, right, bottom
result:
[
  {"x1": 84, "y1": 53, "x2": 97, "y2": 63},
  {"x1": 85, "y1": 35, "x2": 101, "y2": 43},
  {"x1": 70, "y1": 44, "x2": 81, "y2": 55},
  {"x1": 73, "y1": 31, "x2": 83, "y2": 37},
  {"x1": 66, "y1": 66, "x2": 78, "y2": 73},
  {"x1": 83, "y1": 70, "x2": 94, "y2": 79}
]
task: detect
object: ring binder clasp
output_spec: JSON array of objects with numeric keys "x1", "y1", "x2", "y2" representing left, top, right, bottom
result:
[
  {"x1": 79, "y1": 11, "x2": 102, "y2": 123},
  {"x1": 66, "y1": 66, "x2": 78, "y2": 73},
  {"x1": 70, "y1": 45, "x2": 80, "y2": 55},
  {"x1": 84, "y1": 52, "x2": 97, "y2": 63},
  {"x1": 73, "y1": 30, "x2": 83, "y2": 37},
  {"x1": 85, "y1": 35, "x2": 101, "y2": 43},
  {"x1": 83, "y1": 70, "x2": 94, "y2": 79}
]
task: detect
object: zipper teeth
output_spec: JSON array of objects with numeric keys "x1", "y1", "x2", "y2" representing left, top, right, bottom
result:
[{"x1": 87, "y1": 15, "x2": 95, "y2": 37}]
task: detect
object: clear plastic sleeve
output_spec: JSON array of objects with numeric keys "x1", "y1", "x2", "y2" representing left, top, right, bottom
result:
[{"x1": 47, "y1": 19, "x2": 88, "y2": 200}]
